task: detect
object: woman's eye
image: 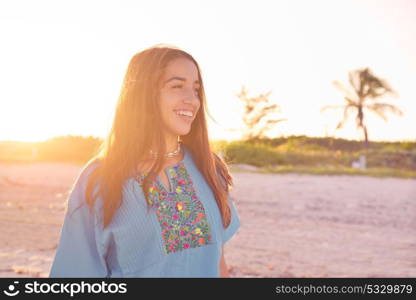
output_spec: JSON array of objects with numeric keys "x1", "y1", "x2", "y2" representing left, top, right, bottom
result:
[{"x1": 171, "y1": 85, "x2": 200, "y2": 95}]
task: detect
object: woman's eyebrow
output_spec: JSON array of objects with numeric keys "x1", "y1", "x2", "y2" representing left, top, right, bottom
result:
[{"x1": 164, "y1": 76, "x2": 200, "y2": 85}]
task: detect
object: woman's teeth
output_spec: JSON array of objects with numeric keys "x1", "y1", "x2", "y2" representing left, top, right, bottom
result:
[
  {"x1": 174, "y1": 110, "x2": 193, "y2": 122},
  {"x1": 175, "y1": 110, "x2": 193, "y2": 117}
]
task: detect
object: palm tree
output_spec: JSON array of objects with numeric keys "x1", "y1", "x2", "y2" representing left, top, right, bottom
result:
[
  {"x1": 236, "y1": 86, "x2": 286, "y2": 140},
  {"x1": 321, "y1": 67, "x2": 403, "y2": 149}
]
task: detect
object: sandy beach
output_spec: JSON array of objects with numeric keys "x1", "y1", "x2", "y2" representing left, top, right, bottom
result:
[{"x1": 0, "y1": 162, "x2": 415, "y2": 277}]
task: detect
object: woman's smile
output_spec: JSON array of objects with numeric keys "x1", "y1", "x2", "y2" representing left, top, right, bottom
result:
[{"x1": 174, "y1": 109, "x2": 195, "y2": 123}]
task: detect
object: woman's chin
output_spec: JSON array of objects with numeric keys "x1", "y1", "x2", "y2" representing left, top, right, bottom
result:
[
  {"x1": 176, "y1": 128, "x2": 191, "y2": 136},
  {"x1": 171, "y1": 124, "x2": 192, "y2": 136}
]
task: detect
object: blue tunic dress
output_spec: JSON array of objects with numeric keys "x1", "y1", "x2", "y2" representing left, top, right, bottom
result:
[{"x1": 49, "y1": 145, "x2": 241, "y2": 277}]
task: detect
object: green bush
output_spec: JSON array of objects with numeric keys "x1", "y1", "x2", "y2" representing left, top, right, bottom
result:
[
  {"x1": 223, "y1": 141, "x2": 284, "y2": 167},
  {"x1": 219, "y1": 138, "x2": 416, "y2": 170},
  {"x1": 2, "y1": 135, "x2": 415, "y2": 171}
]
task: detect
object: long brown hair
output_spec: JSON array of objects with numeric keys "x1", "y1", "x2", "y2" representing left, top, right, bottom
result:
[{"x1": 80, "y1": 44, "x2": 233, "y2": 229}]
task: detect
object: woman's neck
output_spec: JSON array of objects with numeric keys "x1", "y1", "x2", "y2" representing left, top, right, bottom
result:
[
  {"x1": 165, "y1": 134, "x2": 180, "y2": 153},
  {"x1": 137, "y1": 144, "x2": 184, "y2": 174},
  {"x1": 147, "y1": 135, "x2": 182, "y2": 160}
]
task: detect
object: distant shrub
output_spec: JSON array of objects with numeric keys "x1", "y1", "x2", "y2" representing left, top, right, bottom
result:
[
  {"x1": 2, "y1": 135, "x2": 415, "y2": 170},
  {"x1": 219, "y1": 137, "x2": 416, "y2": 170},
  {"x1": 223, "y1": 141, "x2": 284, "y2": 167},
  {"x1": 36, "y1": 135, "x2": 102, "y2": 163}
]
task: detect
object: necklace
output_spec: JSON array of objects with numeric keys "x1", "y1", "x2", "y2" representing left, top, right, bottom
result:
[{"x1": 149, "y1": 141, "x2": 182, "y2": 158}]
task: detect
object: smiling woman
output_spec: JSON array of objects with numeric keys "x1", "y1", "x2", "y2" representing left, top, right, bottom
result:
[{"x1": 49, "y1": 44, "x2": 241, "y2": 278}]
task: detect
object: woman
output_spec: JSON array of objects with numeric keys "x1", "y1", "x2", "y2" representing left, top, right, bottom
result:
[{"x1": 49, "y1": 44, "x2": 241, "y2": 278}]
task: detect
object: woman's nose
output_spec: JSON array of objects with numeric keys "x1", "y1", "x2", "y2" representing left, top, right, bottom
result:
[{"x1": 183, "y1": 87, "x2": 199, "y2": 103}]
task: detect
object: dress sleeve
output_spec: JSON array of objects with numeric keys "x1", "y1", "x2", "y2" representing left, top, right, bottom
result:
[
  {"x1": 222, "y1": 195, "x2": 241, "y2": 245},
  {"x1": 215, "y1": 164, "x2": 241, "y2": 244},
  {"x1": 49, "y1": 162, "x2": 109, "y2": 278}
]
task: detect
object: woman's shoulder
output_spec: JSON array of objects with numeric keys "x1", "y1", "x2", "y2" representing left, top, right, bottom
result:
[
  {"x1": 76, "y1": 158, "x2": 102, "y2": 182},
  {"x1": 84, "y1": 157, "x2": 102, "y2": 172},
  {"x1": 67, "y1": 158, "x2": 102, "y2": 207}
]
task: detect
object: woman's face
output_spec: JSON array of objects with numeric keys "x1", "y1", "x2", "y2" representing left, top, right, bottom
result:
[{"x1": 158, "y1": 58, "x2": 201, "y2": 139}]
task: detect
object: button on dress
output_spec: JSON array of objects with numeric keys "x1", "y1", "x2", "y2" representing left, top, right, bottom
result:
[{"x1": 49, "y1": 145, "x2": 241, "y2": 277}]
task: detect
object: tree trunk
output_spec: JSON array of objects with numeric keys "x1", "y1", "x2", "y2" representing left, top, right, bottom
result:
[
  {"x1": 363, "y1": 125, "x2": 369, "y2": 149},
  {"x1": 361, "y1": 125, "x2": 368, "y2": 170}
]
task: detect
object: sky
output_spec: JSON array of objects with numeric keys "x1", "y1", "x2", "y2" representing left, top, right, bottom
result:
[{"x1": 0, "y1": 0, "x2": 415, "y2": 143}]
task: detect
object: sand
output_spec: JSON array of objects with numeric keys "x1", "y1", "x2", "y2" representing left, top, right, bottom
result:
[{"x1": 0, "y1": 162, "x2": 415, "y2": 277}]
